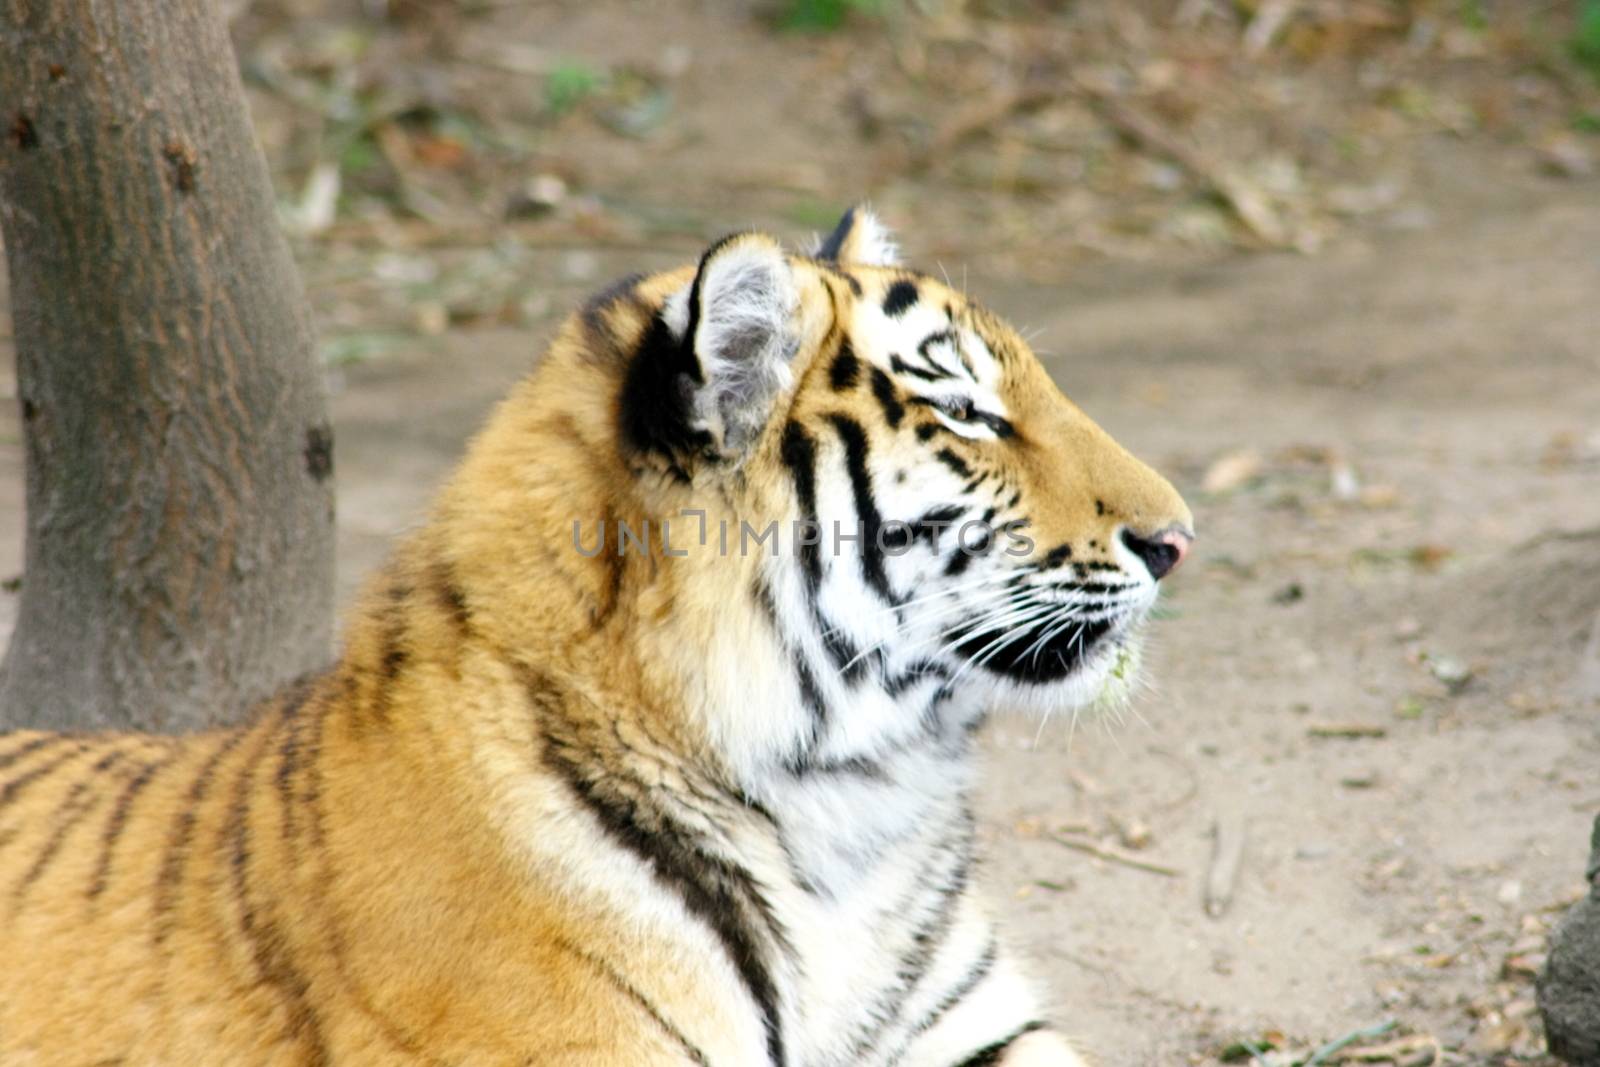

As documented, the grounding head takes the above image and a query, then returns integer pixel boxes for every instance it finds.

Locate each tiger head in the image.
[443,208,1192,773]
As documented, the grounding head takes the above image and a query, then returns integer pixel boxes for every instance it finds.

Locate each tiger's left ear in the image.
[813,205,900,267]
[680,232,802,457]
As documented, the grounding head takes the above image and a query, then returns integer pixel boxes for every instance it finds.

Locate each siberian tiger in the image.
[0,209,1192,1066]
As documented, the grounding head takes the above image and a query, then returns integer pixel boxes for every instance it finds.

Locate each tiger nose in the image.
[1120,526,1193,581]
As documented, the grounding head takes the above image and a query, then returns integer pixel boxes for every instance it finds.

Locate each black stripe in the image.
[361,590,410,730]
[817,609,868,686]
[0,743,89,813]
[1071,581,1135,596]
[788,753,891,781]
[379,599,410,676]
[891,354,951,383]
[779,421,822,591]
[883,279,919,317]
[429,557,473,635]
[904,938,999,1045]
[896,833,975,994]
[0,734,65,773]
[619,309,713,463]
[751,577,829,760]
[913,505,966,549]
[540,719,788,1067]
[952,1022,1048,1067]
[884,660,951,698]
[276,679,320,844]
[555,936,713,1067]
[88,749,178,900]
[816,206,858,262]
[153,729,249,943]
[580,271,646,347]
[792,649,830,736]
[934,448,972,479]
[845,816,975,1062]
[290,673,428,1064]
[295,673,428,1062]
[683,233,746,372]
[229,713,331,1067]
[829,343,862,391]
[920,318,976,379]
[826,414,895,603]
[903,861,974,973]
[916,330,963,379]
[869,366,905,429]
[12,749,124,903]
[944,526,992,578]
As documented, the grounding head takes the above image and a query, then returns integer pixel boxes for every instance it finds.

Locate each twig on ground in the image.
[1331,1033,1441,1064]
[1049,833,1182,878]
[1516,525,1600,550]
[1204,812,1247,918]
[1304,1020,1399,1065]
[1307,722,1388,739]
[1077,81,1290,247]
[1239,1036,1274,1067]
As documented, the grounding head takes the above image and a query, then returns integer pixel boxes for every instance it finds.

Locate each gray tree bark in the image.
[0,0,336,731]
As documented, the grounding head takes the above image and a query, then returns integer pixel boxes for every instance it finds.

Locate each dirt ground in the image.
[3,2,1600,1063]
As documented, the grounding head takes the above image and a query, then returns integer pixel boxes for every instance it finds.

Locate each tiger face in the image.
[603,208,1191,756]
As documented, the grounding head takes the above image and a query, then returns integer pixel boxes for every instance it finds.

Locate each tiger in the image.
[0,207,1192,1066]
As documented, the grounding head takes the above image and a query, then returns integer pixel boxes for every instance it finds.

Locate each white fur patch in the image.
[691,237,800,454]
[843,207,901,267]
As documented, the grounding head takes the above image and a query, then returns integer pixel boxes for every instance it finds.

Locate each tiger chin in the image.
[0,208,1191,1066]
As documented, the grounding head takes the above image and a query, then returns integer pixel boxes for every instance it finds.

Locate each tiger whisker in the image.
[928,598,1058,664]
[949,602,1089,690]
[830,575,1021,674]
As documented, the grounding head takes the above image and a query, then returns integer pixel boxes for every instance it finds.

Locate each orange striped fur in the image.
[0,211,1189,1066]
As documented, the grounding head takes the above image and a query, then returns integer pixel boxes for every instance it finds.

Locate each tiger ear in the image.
[675,232,802,457]
[814,205,900,267]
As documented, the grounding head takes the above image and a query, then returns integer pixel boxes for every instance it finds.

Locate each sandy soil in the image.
[2,8,1599,1062]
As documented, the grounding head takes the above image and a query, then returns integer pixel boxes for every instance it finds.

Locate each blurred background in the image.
[3,0,1600,1062]
[230,0,1598,335]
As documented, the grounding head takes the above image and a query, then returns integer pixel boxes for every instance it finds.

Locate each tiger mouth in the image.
[951,616,1117,685]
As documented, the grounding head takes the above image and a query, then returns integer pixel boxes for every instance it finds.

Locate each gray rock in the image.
[1539,815,1600,1065]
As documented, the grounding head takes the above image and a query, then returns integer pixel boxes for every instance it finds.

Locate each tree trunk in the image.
[0,0,335,732]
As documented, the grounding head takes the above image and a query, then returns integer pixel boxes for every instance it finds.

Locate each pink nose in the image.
[1121,526,1193,581]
